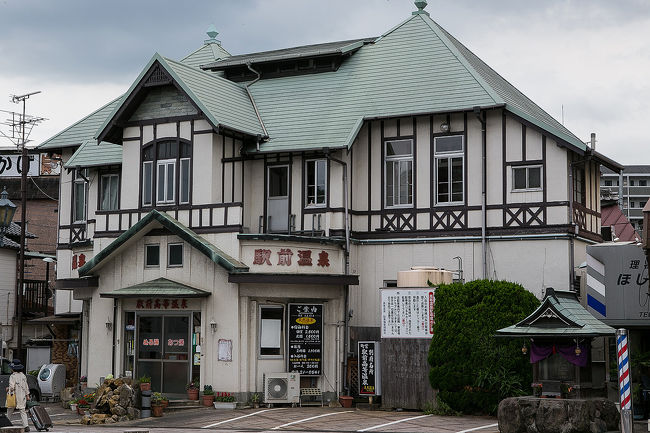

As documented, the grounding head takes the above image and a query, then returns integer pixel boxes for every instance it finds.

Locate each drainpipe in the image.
[474,107,487,279]
[112,299,117,377]
[244,63,268,151]
[568,160,575,289]
[325,151,351,396]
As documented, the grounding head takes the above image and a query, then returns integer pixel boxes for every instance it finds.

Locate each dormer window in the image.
[142,139,192,207]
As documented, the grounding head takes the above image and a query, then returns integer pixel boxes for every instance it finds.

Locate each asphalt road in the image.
[8,403,499,433]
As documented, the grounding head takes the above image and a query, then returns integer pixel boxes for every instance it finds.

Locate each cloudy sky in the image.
[0,0,648,164]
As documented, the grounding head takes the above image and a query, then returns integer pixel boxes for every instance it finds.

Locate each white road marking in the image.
[271,411,352,430]
[456,423,499,433]
[357,414,432,432]
[202,408,285,428]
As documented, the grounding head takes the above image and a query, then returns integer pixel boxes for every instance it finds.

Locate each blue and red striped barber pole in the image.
[617,329,631,409]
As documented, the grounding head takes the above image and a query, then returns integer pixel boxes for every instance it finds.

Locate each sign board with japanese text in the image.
[358,341,381,395]
[288,303,323,376]
[0,154,39,177]
[380,289,435,339]
[241,242,343,274]
[586,243,650,325]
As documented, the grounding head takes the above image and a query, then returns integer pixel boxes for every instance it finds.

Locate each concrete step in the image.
[167,399,200,407]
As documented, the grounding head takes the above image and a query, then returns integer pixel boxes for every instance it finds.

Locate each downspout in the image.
[325,152,351,396]
[112,299,117,377]
[474,107,487,279]
[568,159,575,289]
[244,63,268,152]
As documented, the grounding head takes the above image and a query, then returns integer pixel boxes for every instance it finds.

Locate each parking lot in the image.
[10,404,499,433]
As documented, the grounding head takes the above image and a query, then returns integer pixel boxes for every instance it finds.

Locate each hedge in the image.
[428,279,539,414]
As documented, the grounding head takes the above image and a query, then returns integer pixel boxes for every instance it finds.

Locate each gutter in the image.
[244,63,269,151]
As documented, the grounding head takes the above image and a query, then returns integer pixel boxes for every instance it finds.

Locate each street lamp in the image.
[0,187,17,242]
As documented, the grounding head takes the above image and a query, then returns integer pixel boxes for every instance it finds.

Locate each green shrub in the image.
[428,280,539,415]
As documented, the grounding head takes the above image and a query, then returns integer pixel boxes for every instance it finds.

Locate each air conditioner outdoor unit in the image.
[264,372,300,404]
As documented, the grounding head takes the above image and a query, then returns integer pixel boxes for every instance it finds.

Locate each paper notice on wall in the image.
[218,339,232,362]
[380,289,435,338]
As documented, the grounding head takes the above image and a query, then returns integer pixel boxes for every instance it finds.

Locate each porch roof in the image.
[496,288,615,338]
[99,277,210,298]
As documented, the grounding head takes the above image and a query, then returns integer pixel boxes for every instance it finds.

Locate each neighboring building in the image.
[601,165,650,233]
[600,199,639,242]
[38,3,621,403]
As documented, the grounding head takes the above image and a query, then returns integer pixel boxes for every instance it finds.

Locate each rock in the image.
[111,405,127,416]
[81,415,92,425]
[90,413,110,424]
[589,419,606,433]
[119,415,129,422]
[104,417,115,424]
[118,384,134,408]
[497,398,524,433]
[127,407,141,420]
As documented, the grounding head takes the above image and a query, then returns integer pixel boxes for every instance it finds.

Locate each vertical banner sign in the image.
[616,329,632,410]
[288,304,323,376]
[380,289,435,338]
[358,341,381,396]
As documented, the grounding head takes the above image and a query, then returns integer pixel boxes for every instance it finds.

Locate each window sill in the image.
[512,189,543,193]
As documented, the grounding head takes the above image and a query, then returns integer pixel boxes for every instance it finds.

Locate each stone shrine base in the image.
[498,397,619,433]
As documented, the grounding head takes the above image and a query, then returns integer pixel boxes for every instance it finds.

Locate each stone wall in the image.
[498,397,619,433]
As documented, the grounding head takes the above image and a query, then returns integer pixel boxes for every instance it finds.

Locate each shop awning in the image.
[496,288,615,338]
[55,277,99,289]
[228,272,359,285]
[29,314,81,324]
[99,277,211,298]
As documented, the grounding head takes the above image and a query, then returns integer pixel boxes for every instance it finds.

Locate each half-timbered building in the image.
[38,2,621,400]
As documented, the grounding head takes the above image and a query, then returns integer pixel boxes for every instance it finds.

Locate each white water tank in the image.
[38,364,66,398]
[397,267,453,287]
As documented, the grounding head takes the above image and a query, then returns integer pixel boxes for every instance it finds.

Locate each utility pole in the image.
[1,91,44,359]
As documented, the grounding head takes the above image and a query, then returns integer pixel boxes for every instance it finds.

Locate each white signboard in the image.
[380,289,435,339]
[0,154,39,177]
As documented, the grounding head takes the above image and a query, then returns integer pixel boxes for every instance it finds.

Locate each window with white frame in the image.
[305,159,327,207]
[512,165,542,191]
[142,140,191,207]
[259,305,284,357]
[73,169,88,222]
[100,173,119,210]
[434,135,464,204]
[385,139,413,207]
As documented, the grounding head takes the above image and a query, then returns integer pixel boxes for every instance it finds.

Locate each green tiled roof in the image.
[181,42,231,68]
[37,96,124,150]
[496,289,615,338]
[97,54,264,141]
[99,277,210,298]
[64,139,122,168]
[78,209,248,277]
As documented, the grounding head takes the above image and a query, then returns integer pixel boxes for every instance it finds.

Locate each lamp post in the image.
[0,186,17,358]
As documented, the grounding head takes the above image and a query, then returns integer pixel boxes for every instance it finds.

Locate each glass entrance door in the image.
[136,314,190,394]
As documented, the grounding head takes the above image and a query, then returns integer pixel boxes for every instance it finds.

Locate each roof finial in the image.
[205,24,221,45]
[413,0,429,16]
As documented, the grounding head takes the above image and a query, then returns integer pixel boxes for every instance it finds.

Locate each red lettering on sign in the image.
[253,249,272,265]
[78,253,86,267]
[297,250,312,266]
[71,255,77,270]
[277,248,293,266]
[317,251,330,267]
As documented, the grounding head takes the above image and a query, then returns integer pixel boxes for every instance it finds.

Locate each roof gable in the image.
[64,139,122,169]
[78,209,248,277]
[97,54,263,144]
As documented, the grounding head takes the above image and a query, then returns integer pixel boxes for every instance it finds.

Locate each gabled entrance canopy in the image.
[496,288,615,338]
[99,277,210,299]
[78,209,248,277]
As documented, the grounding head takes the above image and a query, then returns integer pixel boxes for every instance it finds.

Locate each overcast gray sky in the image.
[1,0,648,164]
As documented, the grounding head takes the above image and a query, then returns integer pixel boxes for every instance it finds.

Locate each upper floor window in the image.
[305,159,327,207]
[142,140,191,207]
[639,180,647,186]
[145,244,160,267]
[573,165,585,204]
[434,135,464,204]
[604,180,612,187]
[100,173,120,210]
[385,139,413,207]
[73,169,88,222]
[167,243,183,267]
[512,165,542,191]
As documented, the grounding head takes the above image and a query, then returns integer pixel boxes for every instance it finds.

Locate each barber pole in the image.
[616,329,633,433]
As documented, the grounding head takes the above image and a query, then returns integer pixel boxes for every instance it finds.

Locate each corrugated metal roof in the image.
[602,165,650,175]
[64,139,122,169]
[99,277,211,298]
[203,38,375,69]
[496,289,615,337]
[181,42,231,68]
[37,96,124,150]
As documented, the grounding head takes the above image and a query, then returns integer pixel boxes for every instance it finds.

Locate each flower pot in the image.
[339,396,354,408]
[187,388,199,400]
[213,401,236,409]
[202,395,215,407]
[161,399,169,409]
[152,404,164,417]
[70,403,77,412]
[140,382,151,392]
[253,402,260,409]
[77,406,88,416]
[80,381,87,389]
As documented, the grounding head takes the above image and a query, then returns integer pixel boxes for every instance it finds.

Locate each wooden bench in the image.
[300,387,323,407]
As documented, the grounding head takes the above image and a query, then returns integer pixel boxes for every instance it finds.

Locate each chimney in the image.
[590,132,596,151]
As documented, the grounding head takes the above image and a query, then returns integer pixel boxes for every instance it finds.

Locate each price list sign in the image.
[381,289,435,338]
[358,341,381,395]
[288,303,323,376]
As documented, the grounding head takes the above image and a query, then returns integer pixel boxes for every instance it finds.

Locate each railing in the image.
[22,279,51,316]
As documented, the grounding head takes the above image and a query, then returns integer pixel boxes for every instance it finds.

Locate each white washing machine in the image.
[38,364,66,400]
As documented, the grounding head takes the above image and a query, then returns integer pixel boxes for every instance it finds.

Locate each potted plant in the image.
[151,393,164,417]
[76,398,90,416]
[79,375,88,389]
[69,398,78,412]
[139,375,151,392]
[202,385,215,407]
[250,392,260,409]
[531,382,543,397]
[213,392,237,409]
[560,383,574,399]
[186,380,200,400]
[159,394,169,409]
